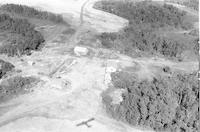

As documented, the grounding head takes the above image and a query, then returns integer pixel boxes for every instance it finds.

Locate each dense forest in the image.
[102,71,199,132]
[0,14,45,56]
[0,4,65,24]
[0,59,15,79]
[97,25,184,58]
[95,1,196,59]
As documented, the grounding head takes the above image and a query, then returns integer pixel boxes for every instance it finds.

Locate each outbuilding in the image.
[74,46,89,56]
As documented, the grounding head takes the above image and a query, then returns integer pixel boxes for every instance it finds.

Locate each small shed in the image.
[74,46,88,56]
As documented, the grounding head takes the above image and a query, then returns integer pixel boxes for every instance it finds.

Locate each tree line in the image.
[0,4,65,24]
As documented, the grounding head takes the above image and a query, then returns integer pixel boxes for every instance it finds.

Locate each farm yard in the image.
[0,0,199,132]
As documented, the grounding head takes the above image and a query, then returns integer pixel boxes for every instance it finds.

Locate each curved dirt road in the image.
[0,0,129,33]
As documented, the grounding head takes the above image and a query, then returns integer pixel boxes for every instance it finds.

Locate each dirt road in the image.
[0,0,128,33]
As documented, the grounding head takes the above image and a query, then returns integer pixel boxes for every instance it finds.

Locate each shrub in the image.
[0,59,14,78]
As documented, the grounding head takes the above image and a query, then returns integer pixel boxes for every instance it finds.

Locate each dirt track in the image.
[0,0,128,33]
[0,0,198,132]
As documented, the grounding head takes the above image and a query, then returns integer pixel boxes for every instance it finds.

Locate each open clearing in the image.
[0,0,198,132]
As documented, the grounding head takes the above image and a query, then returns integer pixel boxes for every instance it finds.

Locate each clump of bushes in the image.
[102,71,199,132]
[0,76,38,102]
[0,14,45,56]
[0,4,65,24]
[0,59,15,79]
